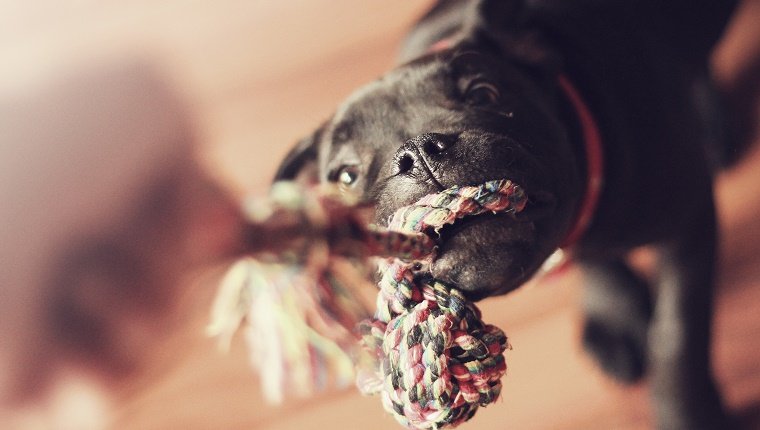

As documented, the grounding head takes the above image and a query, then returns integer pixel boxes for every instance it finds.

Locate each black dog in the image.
[274,1,740,428]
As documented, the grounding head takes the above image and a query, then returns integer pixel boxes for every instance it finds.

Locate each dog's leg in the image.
[649,193,733,429]
[579,259,652,383]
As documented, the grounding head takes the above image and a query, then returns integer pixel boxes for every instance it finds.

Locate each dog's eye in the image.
[335,165,359,188]
[465,81,500,105]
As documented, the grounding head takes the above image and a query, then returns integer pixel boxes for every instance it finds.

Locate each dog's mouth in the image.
[428,188,556,299]
[514,189,557,222]
[433,187,556,243]
[436,212,527,244]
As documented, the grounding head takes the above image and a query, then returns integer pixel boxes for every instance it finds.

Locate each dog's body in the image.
[275,1,740,427]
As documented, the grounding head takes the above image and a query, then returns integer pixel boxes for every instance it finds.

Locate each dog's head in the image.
[275,39,585,299]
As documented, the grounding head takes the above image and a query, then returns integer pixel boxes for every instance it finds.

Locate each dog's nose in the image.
[394,133,456,174]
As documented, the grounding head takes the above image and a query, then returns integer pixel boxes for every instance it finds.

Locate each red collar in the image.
[556,75,604,248]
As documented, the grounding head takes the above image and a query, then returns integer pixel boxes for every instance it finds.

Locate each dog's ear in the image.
[273,125,324,183]
[457,0,560,73]
[467,0,526,31]
[400,0,527,64]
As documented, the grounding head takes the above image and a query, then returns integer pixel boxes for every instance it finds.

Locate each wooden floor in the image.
[4,1,760,429]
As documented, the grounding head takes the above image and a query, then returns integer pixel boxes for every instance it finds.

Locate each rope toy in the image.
[209,179,527,428]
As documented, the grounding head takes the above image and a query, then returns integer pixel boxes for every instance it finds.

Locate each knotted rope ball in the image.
[210,179,527,429]
[357,179,525,429]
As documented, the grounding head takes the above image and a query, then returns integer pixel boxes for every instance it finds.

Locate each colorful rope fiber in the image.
[209,179,527,429]
[357,179,525,429]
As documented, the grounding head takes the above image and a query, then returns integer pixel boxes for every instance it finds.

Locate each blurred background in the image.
[1,0,760,429]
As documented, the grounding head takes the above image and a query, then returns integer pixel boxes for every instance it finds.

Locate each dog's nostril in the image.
[423,139,448,155]
[397,152,415,173]
[417,133,455,155]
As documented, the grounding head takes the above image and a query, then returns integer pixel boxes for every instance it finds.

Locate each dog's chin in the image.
[430,213,539,300]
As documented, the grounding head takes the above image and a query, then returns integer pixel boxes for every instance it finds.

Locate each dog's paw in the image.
[582,317,647,383]
[579,260,652,383]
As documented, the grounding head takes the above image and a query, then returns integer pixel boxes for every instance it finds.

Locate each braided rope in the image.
[358,179,526,429]
[210,179,527,429]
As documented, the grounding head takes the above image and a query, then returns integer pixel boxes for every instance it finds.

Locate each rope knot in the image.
[358,179,525,429]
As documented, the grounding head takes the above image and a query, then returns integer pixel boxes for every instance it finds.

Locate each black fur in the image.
[275,1,739,427]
